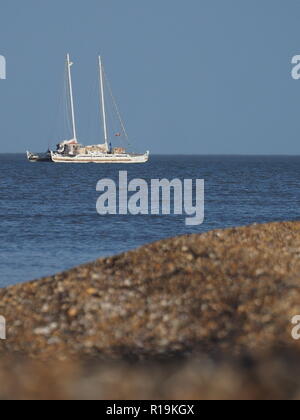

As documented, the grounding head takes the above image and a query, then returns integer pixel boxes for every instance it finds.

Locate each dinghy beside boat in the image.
[26,150,52,162]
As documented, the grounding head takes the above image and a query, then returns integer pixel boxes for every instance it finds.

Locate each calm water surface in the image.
[1,154,300,287]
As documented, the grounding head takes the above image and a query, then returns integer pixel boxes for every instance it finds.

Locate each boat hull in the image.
[50,152,149,164]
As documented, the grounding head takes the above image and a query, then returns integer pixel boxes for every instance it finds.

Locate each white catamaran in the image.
[50,55,149,164]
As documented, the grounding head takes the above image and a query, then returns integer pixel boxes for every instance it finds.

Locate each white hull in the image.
[51,151,149,164]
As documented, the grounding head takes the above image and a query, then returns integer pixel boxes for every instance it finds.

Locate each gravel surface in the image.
[1,221,300,399]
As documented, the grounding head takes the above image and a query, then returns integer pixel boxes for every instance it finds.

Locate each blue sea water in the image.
[1,154,300,287]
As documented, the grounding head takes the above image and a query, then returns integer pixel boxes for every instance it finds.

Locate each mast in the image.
[67,53,77,141]
[98,55,109,150]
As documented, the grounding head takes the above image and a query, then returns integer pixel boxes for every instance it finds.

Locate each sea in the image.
[1,154,300,287]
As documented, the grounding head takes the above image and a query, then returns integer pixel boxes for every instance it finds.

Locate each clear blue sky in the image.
[0,0,300,154]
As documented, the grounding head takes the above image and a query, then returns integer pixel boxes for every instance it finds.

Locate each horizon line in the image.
[2,153,300,157]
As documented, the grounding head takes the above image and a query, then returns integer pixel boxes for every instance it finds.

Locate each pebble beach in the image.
[1,221,300,399]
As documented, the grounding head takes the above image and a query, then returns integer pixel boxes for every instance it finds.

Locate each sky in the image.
[0,0,300,154]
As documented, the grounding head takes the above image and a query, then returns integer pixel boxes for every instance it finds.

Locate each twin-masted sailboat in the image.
[27,54,149,164]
